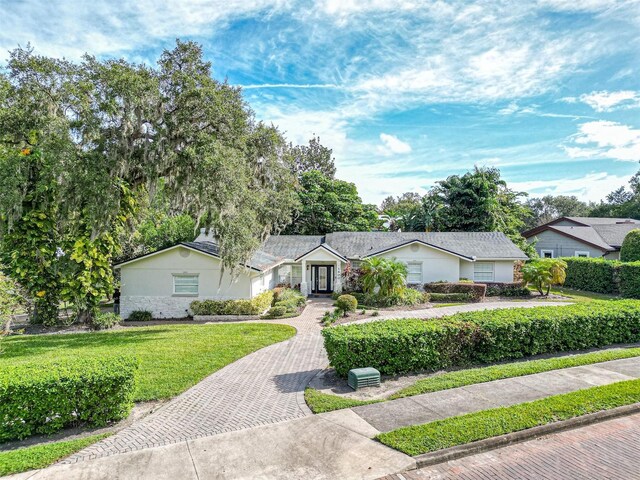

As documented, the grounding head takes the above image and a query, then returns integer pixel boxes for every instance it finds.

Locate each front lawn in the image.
[0,434,110,476]
[0,323,295,402]
[547,286,620,302]
[377,379,640,456]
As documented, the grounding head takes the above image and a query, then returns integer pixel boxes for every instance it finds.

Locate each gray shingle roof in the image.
[547,226,615,251]
[182,241,283,271]
[565,217,640,226]
[261,231,528,261]
[592,224,640,248]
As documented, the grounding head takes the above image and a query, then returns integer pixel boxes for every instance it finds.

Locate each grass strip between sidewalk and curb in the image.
[0,433,111,476]
[304,346,640,413]
[390,346,640,399]
[376,379,640,456]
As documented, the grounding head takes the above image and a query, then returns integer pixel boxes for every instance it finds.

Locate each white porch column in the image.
[300,259,308,297]
[334,261,343,293]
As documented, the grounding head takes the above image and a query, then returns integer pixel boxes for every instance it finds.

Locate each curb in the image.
[412,402,640,469]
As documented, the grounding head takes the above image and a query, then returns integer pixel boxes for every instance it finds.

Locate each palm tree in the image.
[360,257,408,296]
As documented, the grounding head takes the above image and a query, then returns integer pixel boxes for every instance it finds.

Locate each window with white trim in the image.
[473,262,495,282]
[575,251,590,258]
[406,262,423,284]
[540,249,554,259]
[173,274,199,295]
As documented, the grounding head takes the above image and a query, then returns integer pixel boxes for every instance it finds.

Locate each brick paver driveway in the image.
[64,299,333,462]
[65,299,571,463]
[381,412,640,480]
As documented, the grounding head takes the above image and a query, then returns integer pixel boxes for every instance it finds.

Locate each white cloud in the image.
[564,121,640,161]
[577,90,640,112]
[512,172,634,202]
[377,133,412,155]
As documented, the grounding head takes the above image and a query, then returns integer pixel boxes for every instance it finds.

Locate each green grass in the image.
[305,346,640,413]
[0,323,295,402]
[377,378,640,456]
[391,346,640,399]
[431,302,466,308]
[0,434,110,476]
[546,287,619,302]
[304,388,380,413]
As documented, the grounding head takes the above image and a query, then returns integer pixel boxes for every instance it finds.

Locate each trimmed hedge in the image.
[347,289,429,308]
[485,282,531,297]
[429,293,473,302]
[563,257,621,294]
[619,263,640,299]
[621,229,640,262]
[322,301,640,377]
[0,356,138,442]
[423,282,486,301]
[190,290,274,316]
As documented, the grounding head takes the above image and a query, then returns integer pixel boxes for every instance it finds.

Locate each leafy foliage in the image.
[0,41,298,323]
[360,257,408,296]
[127,310,153,322]
[322,301,640,376]
[424,282,487,301]
[287,136,336,179]
[190,290,274,316]
[522,258,567,295]
[89,312,121,330]
[524,195,593,230]
[621,228,640,262]
[335,294,358,316]
[0,356,138,442]
[282,170,379,234]
[484,282,531,297]
[619,263,640,299]
[347,288,428,308]
[563,257,621,294]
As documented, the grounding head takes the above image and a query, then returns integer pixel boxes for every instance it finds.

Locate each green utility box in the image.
[348,367,381,390]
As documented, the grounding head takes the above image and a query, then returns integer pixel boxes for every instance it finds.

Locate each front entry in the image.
[311,265,334,294]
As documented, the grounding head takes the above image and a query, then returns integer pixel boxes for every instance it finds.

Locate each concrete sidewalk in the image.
[346,356,640,432]
[8,411,414,480]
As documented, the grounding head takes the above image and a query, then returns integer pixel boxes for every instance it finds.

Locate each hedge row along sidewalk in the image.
[322,300,640,377]
[376,378,640,456]
[304,346,640,413]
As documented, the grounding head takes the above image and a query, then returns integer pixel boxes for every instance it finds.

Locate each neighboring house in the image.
[523,217,640,260]
[115,230,528,319]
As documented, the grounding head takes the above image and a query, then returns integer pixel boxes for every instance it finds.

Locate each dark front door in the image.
[312,265,334,294]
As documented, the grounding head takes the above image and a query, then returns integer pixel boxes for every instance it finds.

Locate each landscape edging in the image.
[411,402,640,469]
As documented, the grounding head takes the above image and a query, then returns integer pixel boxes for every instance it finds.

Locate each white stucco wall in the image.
[459,260,516,283]
[376,243,462,283]
[118,246,259,319]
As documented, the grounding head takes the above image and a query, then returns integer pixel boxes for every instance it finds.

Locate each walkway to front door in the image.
[311,265,334,294]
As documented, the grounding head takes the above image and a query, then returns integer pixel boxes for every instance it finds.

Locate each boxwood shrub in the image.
[429,292,474,302]
[485,282,531,297]
[0,356,138,442]
[619,263,640,299]
[347,288,429,308]
[563,257,621,294]
[190,290,274,316]
[423,282,486,301]
[322,301,640,377]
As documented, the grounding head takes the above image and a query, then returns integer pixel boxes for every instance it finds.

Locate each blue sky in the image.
[2,0,639,205]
